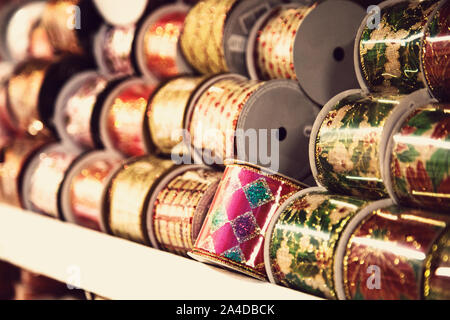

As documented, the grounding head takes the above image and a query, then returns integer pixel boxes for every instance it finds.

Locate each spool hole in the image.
[277,127,287,142]
[333,47,345,62]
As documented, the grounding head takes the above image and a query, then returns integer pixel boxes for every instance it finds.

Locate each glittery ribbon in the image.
[104,156,176,245]
[424,230,450,300]
[152,168,222,257]
[389,104,450,212]
[343,205,449,300]
[190,161,303,280]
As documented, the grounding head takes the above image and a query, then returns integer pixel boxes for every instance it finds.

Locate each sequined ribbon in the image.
[147,76,205,155]
[424,230,450,300]
[344,205,449,300]
[253,4,316,80]
[105,80,156,157]
[63,74,108,149]
[104,156,176,244]
[141,9,187,79]
[97,25,135,76]
[187,76,264,163]
[180,0,238,74]
[29,148,78,218]
[389,104,450,212]
[190,160,303,280]
[68,155,123,231]
[313,91,402,199]
[358,0,439,95]
[153,168,222,256]
[422,0,450,102]
[267,189,370,299]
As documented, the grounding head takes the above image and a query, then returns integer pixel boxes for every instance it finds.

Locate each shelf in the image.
[0,204,320,300]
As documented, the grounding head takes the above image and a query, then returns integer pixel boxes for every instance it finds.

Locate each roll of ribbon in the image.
[21,144,81,219]
[384,103,450,212]
[54,71,108,150]
[356,0,440,95]
[134,3,191,80]
[340,204,449,300]
[310,89,436,199]
[0,138,50,207]
[247,0,365,105]
[60,150,124,231]
[42,0,103,55]
[424,230,450,300]
[99,77,157,157]
[181,0,289,76]
[94,24,135,76]
[189,160,305,280]
[0,63,17,135]
[146,165,222,257]
[422,0,450,102]
[0,0,53,61]
[146,76,206,155]
[103,155,177,245]
[7,56,95,136]
[264,187,392,299]
[185,74,319,182]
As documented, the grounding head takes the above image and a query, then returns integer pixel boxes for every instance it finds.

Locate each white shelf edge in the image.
[0,204,321,300]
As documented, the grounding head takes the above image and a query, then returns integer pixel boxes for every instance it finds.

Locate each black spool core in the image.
[333,47,345,62]
[277,127,287,142]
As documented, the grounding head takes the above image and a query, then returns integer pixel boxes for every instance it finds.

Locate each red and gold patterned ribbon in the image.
[252,4,316,80]
[424,230,450,300]
[152,167,222,256]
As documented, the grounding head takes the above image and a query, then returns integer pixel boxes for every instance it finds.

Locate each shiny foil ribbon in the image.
[95,24,135,76]
[63,152,123,231]
[103,155,176,244]
[138,6,188,79]
[102,78,156,157]
[388,104,450,212]
[422,0,450,102]
[58,72,108,149]
[151,167,222,256]
[6,59,51,136]
[189,160,304,280]
[0,138,49,207]
[187,75,264,163]
[27,146,78,218]
[424,230,450,300]
[253,5,315,80]
[180,0,238,74]
[357,0,439,95]
[147,76,205,154]
[343,205,449,300]
[311,90,402,199]
[265,188,373,299]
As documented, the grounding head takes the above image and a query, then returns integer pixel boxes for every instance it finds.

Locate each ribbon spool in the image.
[54,71,108,150]
[60,150,124,231]
[180,0,290,76]
[247,0,365,106]
[146,165,222,257]
[383,101,450,213]
[42,0,104,55]
[355,0,442,96]
[146,75,206,155]
[99,77,157,157]
[94,24,136,77]
[0,138,50,207]
[309,88,435,200]
[424,230,450,300]
[133,3,192,80]
[422,0,450,102]
[264,187,393,299]
[21,143,81,219]
[0,0,53,61]
[184,73,320,182]
[189,160,305,280]
[0,62,17,135]
[6,56,95,137]
[336,203,450,300]
[102,155,178,245]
